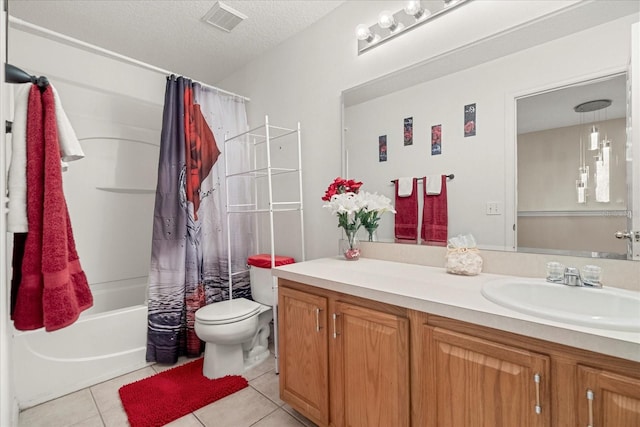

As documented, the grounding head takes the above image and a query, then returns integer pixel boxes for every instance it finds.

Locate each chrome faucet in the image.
[548,266,603,288]
[547,265,602,288]
[563,267,582,286]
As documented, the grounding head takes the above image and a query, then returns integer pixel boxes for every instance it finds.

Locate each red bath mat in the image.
[119,358,248,427]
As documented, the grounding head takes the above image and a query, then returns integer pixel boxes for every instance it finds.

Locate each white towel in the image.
[397,177,413,197]
[7,84,83,233]
[52,85,84,161]
[426,175,442,195]
[7,85,31,232]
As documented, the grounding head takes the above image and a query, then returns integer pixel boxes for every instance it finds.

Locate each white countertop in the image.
[273,257,640,363]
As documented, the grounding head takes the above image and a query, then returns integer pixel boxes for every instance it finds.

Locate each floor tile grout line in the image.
[87,388,107,427]
[248,382,285,408]
[248,406,280,426]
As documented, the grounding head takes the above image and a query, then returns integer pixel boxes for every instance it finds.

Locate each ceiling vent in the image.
[202,1,247,33]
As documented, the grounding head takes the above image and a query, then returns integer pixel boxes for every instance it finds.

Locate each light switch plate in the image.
[486,202,502,215]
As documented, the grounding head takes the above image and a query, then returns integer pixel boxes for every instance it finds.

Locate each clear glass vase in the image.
[365,226,378,242]
[341,230,361,261]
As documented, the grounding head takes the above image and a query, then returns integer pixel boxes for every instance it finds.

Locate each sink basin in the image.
[481,278,640,332]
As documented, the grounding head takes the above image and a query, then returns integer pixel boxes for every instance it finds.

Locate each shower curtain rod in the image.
[8,16,250,102]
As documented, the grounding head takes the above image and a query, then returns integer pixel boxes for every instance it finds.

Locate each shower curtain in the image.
[146,76,254,364]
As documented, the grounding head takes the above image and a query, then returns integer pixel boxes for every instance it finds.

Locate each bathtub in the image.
[12,278,150,408]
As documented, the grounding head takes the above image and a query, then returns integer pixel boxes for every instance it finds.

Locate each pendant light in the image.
[573,99,613,204]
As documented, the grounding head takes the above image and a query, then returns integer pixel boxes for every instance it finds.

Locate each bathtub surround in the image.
[146,76,253,364]
[119,357,248,427]
[12,84,92,332]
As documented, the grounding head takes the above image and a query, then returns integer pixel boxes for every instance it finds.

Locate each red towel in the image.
[12,85,92,332]
[12,86,45,330]
[394,178,418,242]
[421,175,448,246]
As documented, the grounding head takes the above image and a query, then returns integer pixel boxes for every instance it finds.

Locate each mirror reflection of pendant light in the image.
[573,99,613,204]
[589,125,599,150]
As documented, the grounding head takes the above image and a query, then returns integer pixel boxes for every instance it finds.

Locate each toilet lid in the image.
[195,298,262,325]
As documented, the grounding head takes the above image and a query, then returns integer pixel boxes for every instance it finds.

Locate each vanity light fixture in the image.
[355,0,470,55]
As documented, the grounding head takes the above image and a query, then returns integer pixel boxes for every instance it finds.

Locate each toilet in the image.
[194,254,294,379]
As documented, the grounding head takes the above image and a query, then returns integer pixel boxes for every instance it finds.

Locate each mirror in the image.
[342,11,638,261]
[516,74,629,259]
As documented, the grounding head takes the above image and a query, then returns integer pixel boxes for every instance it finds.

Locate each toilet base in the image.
[243,344,270,371]
[202,342,244,379]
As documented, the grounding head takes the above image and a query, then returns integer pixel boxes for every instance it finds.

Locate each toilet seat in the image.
[196,298,261,325]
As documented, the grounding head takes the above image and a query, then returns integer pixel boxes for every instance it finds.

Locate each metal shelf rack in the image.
[224,115,305,373]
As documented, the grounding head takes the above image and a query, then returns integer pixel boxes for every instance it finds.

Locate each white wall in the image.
[219,0,638,259]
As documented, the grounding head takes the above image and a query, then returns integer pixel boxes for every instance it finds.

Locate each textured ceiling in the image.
[7,0,346,84]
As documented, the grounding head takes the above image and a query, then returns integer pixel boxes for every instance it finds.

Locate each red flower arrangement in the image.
[321,177,363,201]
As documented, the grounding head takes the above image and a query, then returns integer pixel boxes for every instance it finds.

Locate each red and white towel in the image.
[421,175,448,246]
[12,85,92,332]
[394,178,419,242]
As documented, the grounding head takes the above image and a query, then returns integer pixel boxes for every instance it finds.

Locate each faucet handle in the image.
[546,262,565,282]
[581,265,603,288]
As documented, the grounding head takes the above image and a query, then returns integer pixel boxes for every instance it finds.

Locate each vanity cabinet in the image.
[423,326,551,427]
[278,286,329,425]
[278,280,410,427]
[278,278,640,427]
[577,365,640,426]
[419,315,640,427]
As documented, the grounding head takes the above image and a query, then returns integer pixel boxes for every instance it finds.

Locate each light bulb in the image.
[378,10,397,31]
[355,24,373,42]
[404,1,423,18]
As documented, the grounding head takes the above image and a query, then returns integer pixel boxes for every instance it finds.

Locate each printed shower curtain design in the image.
[146,76,253,364]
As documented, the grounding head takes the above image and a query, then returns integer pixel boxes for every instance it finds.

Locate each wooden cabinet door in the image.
[425,326,550,427]
[332,301,410,427]
[278,286,329,426]
[578,365,640,426]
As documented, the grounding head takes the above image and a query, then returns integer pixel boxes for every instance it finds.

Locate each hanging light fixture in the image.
[576,108,589,204]
[573,99,613,204]
[589,125,599,150]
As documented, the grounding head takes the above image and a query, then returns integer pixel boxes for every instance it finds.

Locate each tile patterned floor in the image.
[18,350,317,427]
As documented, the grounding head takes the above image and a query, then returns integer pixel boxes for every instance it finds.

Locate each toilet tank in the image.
[247,254,295,305]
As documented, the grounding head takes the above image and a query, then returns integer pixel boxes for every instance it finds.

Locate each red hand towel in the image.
[421,175,448,246]
[394,178,418,242]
